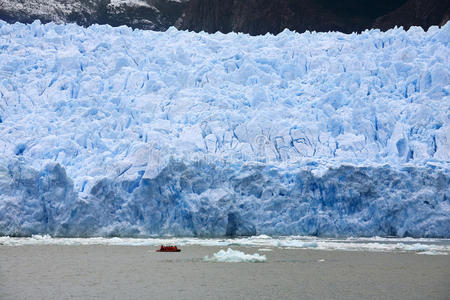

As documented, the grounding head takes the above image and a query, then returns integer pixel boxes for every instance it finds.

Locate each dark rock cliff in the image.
[373,0,450,31]
[178,0,410,34]
[0,0,448,34]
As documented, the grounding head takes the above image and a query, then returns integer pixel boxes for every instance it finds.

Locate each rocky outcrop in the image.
[0,0,187,31]
[104,0,187,30]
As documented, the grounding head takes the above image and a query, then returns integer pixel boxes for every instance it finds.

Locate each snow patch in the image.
[108,0,154,9]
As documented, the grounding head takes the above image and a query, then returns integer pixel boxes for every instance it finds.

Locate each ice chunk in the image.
[204,248,267,263]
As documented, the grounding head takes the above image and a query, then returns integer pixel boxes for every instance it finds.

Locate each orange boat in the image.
[157,245,181,252]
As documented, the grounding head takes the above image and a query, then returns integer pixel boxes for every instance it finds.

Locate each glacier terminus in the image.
[0,20,449,238]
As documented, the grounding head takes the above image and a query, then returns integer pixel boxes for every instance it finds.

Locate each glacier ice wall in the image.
[0,21,449,237]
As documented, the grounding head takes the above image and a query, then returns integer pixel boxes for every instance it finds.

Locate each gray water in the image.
[1,245,449,299]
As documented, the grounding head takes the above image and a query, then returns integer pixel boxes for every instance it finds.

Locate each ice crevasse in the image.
[0,20,449,237]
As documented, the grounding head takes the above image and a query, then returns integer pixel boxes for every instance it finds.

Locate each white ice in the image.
[204,248,267,262]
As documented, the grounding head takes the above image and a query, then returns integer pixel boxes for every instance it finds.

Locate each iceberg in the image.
[0,20,449,237]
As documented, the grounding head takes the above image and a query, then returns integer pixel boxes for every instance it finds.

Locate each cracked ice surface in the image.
[0,21,449,237]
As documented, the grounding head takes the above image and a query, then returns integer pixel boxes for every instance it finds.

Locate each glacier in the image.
[0,20,449,237]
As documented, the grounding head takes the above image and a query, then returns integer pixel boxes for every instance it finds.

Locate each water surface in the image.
[1,244,449,299]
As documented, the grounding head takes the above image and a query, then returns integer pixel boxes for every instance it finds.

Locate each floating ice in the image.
[417,251,447,256]
[0,20,449,238]
[276,240,318,248]
[1,236,448,255]
[204,248,267,263]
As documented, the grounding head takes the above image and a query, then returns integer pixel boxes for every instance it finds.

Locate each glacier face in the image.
[0,21,449,237]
